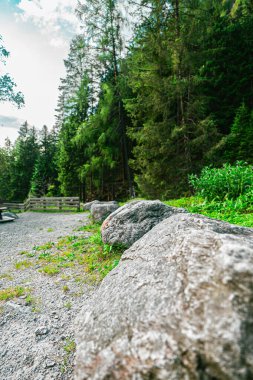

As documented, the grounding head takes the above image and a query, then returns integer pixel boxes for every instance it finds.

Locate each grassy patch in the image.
[33,242,54,251]
[28,223,125,281]
[39,265,60,276]
[19,251,35,258]
[15,260,33,270]
[165,197,253,227]
[0,286,26,301]
[0,272,13,280]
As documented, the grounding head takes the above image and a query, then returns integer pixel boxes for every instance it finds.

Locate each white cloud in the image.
[0,0,80,146]
[16,0,80,47]
[0,115,24,129]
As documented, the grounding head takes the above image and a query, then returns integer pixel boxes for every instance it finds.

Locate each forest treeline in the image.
[0,0,253,202]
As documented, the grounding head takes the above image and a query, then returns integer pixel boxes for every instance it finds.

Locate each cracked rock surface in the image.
[0,212,95,380]
[76,213,253,380]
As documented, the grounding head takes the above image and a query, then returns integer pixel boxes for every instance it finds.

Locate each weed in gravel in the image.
[60,337,76,374]
[0,286,27,301]
[47,228,54,232]
[20,250,35,258]
[33,242,54,251]
[61,274,71,281]
[39,265,60,276]
[78,273,99,286]
[64,301,72,310]
[62,285,70,293]
[25,294,41,312]
[72,290,84,297]
[0,272,13,280]
[15,260,33,270]
[64,337,76,353]
[60,357,69,374]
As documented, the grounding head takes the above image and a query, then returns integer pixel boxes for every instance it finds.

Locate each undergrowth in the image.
[165,196,253,227]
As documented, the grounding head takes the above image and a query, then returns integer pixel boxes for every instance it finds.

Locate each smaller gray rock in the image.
[91,202,119,223]
[35,327,49,336]
[101,200,186,247]
[82,200,100,211]
[44,359,56,368]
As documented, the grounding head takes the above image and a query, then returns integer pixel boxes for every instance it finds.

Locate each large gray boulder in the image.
[101,200,186,247]
[75,213,253,380]
[90,201,119,223]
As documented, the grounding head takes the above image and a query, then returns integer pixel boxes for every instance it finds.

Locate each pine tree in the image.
[30,126,59,197]
[0,139,12,201]
[10,122,39,201]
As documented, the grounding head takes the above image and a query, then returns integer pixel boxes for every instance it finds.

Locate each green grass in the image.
[29,223,125,281]
[0,286,26,301]
[0,272,13,280]
[39,265,60,276]
[33,242,54,251]
[165,196,253,227]
[15,260,33,270]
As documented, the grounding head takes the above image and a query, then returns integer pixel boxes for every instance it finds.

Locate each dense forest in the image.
[0,0,253,202]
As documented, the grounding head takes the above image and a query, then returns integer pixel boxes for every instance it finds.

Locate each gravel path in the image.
[0,212,95,380]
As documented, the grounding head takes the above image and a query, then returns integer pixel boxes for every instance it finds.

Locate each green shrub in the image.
[189,162,253,201]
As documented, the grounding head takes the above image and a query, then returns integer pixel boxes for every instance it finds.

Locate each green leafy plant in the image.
[63,337,76,353]
[189,162,253,201]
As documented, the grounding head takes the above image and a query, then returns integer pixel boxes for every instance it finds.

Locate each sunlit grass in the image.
[0,286,27,301]
[29,223,125,281]
[15,260,33,270]
[165,196,253,227]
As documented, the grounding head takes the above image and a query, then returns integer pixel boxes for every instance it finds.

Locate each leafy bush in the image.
[189,162,253,201]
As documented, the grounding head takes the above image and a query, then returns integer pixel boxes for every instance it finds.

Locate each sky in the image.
[0,0,80,146]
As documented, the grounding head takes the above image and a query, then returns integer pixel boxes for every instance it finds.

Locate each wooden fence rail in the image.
[24,197,80,211]
[2,202,25,211]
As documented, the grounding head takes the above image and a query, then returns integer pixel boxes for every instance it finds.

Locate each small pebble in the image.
[44,359,56,368]
[35,327,49,336]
